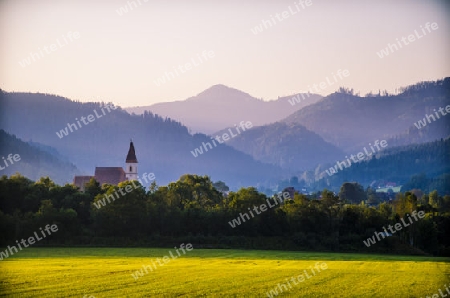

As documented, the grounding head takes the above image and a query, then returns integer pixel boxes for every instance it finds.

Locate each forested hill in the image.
[0,91,282,188]
[387,113,450,147]
[283,78,450,152]
[214,122,345,171]
[316,138,450,193]
[0,130,80,184]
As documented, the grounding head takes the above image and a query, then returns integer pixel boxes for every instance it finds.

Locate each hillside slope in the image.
[315,138,450,192]
[215,122,345,171]
[283,78,450,152]
[0,129,80,184]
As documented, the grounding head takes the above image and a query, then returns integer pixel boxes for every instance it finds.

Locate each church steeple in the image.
[126,140,138,163]
[125,140,138,180]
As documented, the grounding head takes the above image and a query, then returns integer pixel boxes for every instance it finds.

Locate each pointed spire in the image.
[126,140,138,163]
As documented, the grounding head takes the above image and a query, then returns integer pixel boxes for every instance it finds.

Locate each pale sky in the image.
[1,0,449,107]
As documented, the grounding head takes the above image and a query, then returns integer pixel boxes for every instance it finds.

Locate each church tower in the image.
[125,140,138,181]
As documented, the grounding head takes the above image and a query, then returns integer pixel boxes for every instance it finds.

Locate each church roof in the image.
[126,141,138,163]
[94,167,126,185]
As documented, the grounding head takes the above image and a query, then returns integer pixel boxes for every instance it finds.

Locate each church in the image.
[73,140,138,190]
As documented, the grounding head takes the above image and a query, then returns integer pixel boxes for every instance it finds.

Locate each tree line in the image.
[0,174,449,256]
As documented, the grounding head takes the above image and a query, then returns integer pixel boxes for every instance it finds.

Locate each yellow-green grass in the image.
[0,248,449,297]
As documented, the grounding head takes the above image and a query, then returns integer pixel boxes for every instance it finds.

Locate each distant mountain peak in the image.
[209,84,232,90]
[190,84,253,102]
[125,84,322,134]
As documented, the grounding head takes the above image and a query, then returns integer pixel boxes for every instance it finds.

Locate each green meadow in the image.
[0,248,449,297]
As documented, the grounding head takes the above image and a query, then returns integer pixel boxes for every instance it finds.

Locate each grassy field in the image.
[0,247,449,297]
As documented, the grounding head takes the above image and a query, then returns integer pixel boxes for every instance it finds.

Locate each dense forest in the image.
[1,174,449,256]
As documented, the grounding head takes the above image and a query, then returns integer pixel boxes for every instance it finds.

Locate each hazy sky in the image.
[1,0,449,107]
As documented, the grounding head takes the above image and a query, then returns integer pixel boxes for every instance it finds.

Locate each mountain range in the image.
[282,79,450,151]
[0,78,449,191]
[0,91,281,188]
